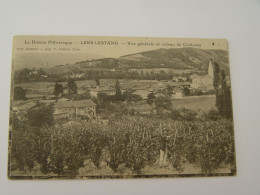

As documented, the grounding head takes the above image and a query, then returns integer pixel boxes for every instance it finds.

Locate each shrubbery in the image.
[11,115,235,176]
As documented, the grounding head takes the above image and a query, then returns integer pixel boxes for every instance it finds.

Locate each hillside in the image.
[118,47,229,71]
[14,53,105,70]
[45,47,230,75]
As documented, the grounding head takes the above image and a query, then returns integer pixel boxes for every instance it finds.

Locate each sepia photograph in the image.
[8,36,236,179]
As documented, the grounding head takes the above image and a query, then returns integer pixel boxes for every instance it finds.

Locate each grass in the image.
[129,95,216,114]
[172,95,216,113]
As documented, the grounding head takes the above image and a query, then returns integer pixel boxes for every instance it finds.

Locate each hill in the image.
[14,53,105,70]
[42,47,230,75]
[118,47,229,72]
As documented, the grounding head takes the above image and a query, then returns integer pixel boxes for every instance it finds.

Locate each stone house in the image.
[53,99,96,120]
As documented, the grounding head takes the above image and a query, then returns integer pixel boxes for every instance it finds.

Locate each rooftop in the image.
[54,99,96,108]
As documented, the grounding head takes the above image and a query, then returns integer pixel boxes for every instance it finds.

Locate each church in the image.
[190,60,214,91]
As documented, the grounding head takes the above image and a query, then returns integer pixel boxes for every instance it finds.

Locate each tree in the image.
[96,92,112,111]
[154,96,172,114]
[114,79,122,102]
[213,64,233,119]
[140,71,144,79]
[164,85,173,97]
[53,82,63,97]
[123,91,142,104]
[27,104,54,127]
[147,92,156,105]
[183,87,190,96]
[213,62,220,90]
[219,70,233,118]
[14,86,27,100]
[15,68,30,83]
[95,78,100,87]
[67,79,78,94]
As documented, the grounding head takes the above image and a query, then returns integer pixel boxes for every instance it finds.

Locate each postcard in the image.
[8,36,236,179]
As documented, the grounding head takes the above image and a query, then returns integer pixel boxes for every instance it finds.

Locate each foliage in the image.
[47,124,86,175]
[53,82,63,97]
[95,92,112,112]
[11,115,35,171]
[27,103,54,127]
[114,79,123,102]
[213,62,221,90]
[14,68,47,83]
[154,96,172,114]
[183,87,190,96]
[67,79,78,94]
[170,108,197,121]
[11,115,235,176]
[147,92,156,105]
[204,109,220,121]
[213,64,233,119]
[14,86,27,100]
[95,78,100,87]
[122,91,142,104]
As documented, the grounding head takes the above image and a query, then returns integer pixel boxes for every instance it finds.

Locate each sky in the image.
[13,36,229,59]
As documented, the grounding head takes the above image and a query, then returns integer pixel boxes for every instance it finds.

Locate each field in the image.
[10,116,235,178]
[130,95,216,114]
[129,68,194,74]
[16,79,216,114]
[173,95,216,113]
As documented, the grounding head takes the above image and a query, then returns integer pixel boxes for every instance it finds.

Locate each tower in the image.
[208,59,214,77]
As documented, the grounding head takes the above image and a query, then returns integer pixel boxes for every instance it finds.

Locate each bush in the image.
[11,115,235,175]
[205,109,219,121]
[14,87,27,100]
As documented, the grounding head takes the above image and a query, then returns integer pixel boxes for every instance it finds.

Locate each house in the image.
[89,87,116,98]
[190,60,214,90]
[63,73,85,79]
[171,88,183,99]
[12,100,37,120]
[70,73,85,79]
[58,97,69,102]
[154,92,165,98]
[172,76,187,82]
[29,70,39,76]
[39,99,56,105]
[172,77,179,82]
[53,99,96,120]
[132,89,150,99]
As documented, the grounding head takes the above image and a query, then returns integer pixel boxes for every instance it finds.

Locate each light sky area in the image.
[14,36,228,58]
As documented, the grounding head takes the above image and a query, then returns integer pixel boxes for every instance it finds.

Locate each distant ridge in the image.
[14,47,230,74]
[14,53,105,70]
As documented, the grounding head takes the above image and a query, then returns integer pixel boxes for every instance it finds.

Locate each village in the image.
[12,60,228,121]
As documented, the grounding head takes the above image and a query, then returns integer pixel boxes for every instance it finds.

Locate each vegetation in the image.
[67,79,78,94]
[147,92,156,105]
[154,96,172,114]
[27,103,54,127]
[53,82,63,97]
[11,53,234,177]
[213,63,233,119]
[11,114,235,176]
[14,86,27,100]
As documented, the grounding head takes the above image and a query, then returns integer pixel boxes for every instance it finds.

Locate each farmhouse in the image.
[12,100,37,120]
[190,60,214,90]
[154,92,164,98]
[53,99,96,120]
[132,89,150,99]
[89,87,116,98]
[171,88,183,99]
[172,76,188,82]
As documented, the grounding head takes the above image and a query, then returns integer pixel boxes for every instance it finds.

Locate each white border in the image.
[1,0,260,194]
